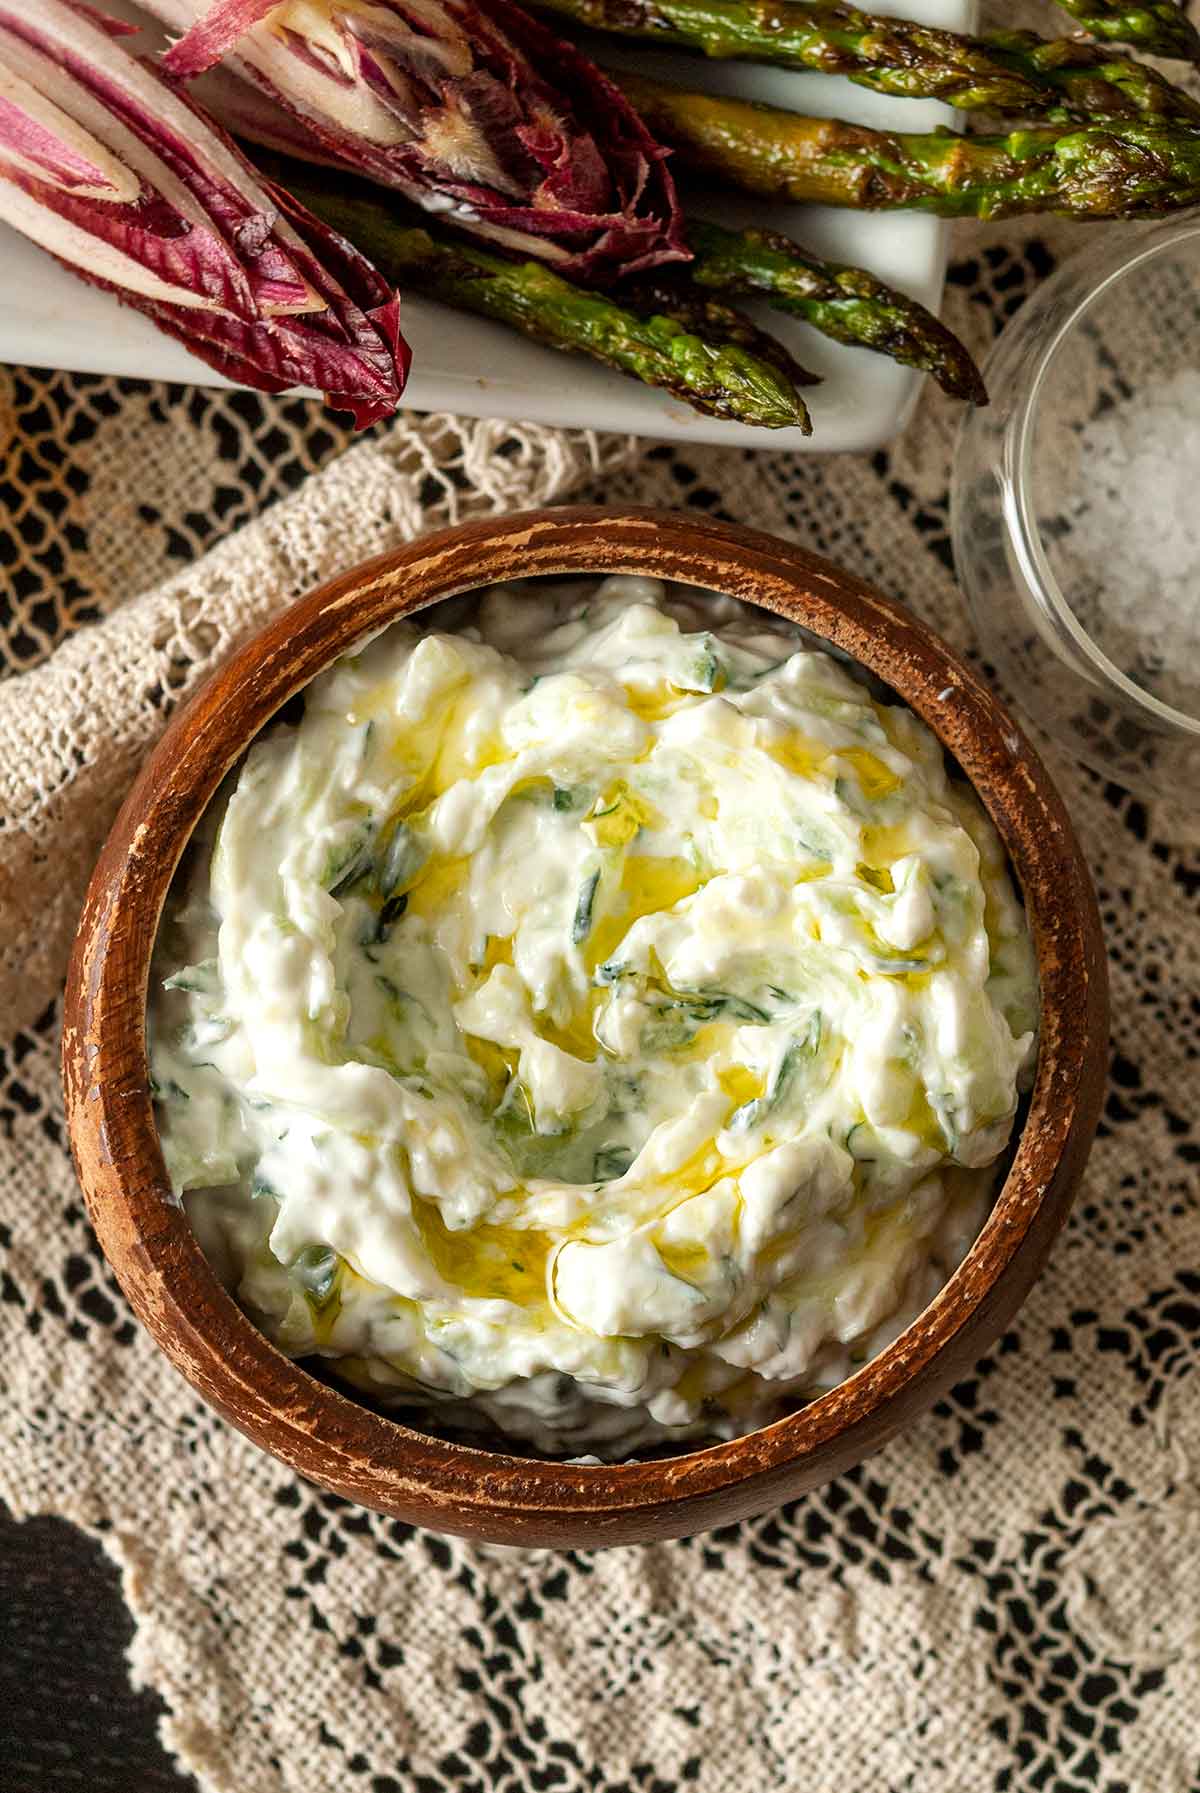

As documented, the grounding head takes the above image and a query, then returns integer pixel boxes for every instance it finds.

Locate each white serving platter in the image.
[0,0,977,451]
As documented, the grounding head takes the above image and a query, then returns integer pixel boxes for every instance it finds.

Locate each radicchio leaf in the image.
[160,0,281,79]
[142,0,689,283]
[0,0,409,423]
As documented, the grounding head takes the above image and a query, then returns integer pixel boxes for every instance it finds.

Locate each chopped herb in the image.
[796,832,833,862]
[378,892,408,930]
[149,1075,190,1103]
[572,869,600,945]
[652,990,771,1026]
[596,959,631,985]
[553,785,584,813]
[846,1121,875,1161]
[360,891,409,954]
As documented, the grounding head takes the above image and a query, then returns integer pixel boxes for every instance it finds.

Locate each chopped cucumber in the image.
[325,822,375,896]
[376,822,428,900]
[163,959,219,997]
[729,1015,821,1130]
[293,1244,340,1310]
[869,955,929,976]
[149,1075,190,1103]
[930,1092,960,1155]
[572,869,601,946]
[592,1145,633,1183]
[651,990,770,1027]
[684,638,723,694]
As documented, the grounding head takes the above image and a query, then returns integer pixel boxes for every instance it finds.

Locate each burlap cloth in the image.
[3,170,1200,1793]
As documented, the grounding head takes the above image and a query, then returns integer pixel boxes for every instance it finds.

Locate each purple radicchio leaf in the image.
[0,0,409,424]
[146,0,689,283]
[159,0,281,77]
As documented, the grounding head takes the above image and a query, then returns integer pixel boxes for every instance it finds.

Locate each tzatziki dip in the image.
[150,575,1038,1455]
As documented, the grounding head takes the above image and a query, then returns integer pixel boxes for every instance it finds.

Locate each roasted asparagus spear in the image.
[1054,1,1200,62]
[618,72,1200,217]
[684,220,986,402]
[274,167,815,429]
[534,0,1200,123]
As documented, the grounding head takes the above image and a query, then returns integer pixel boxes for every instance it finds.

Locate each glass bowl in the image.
[951,219,1200,801]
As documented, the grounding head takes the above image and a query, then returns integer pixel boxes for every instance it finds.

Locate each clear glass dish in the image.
[951,219,1200,801]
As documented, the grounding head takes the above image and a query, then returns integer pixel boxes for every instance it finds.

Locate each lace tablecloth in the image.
[1,173,1199,1793]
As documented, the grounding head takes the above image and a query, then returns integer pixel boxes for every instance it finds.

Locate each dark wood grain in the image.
[62,506,1109,1548]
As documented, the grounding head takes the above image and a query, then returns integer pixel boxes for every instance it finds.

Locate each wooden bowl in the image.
[63,506,1108,1548]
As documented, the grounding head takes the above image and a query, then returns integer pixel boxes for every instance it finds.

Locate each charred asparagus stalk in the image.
[618,72,1200,217]
[1055,1,1200,63]
[685,220,986,402]
[274,166,815,430]
[534,0,1200,123]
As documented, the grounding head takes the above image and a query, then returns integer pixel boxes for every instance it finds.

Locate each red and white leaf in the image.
[139,0,689,283]
[0,0,408,423]
[160,0,283,81]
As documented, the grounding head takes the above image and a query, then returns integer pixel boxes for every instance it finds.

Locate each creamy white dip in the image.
[150,575,1038,1455]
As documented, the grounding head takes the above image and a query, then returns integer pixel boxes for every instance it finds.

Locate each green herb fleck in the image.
[377,892,408,932]
[149,1075,190,1103]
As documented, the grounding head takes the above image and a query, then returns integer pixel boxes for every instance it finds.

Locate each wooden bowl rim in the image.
[63,505,1107,1536]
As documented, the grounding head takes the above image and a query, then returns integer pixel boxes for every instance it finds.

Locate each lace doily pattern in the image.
[2,213,1199,1793]
[0,399,639,1038]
